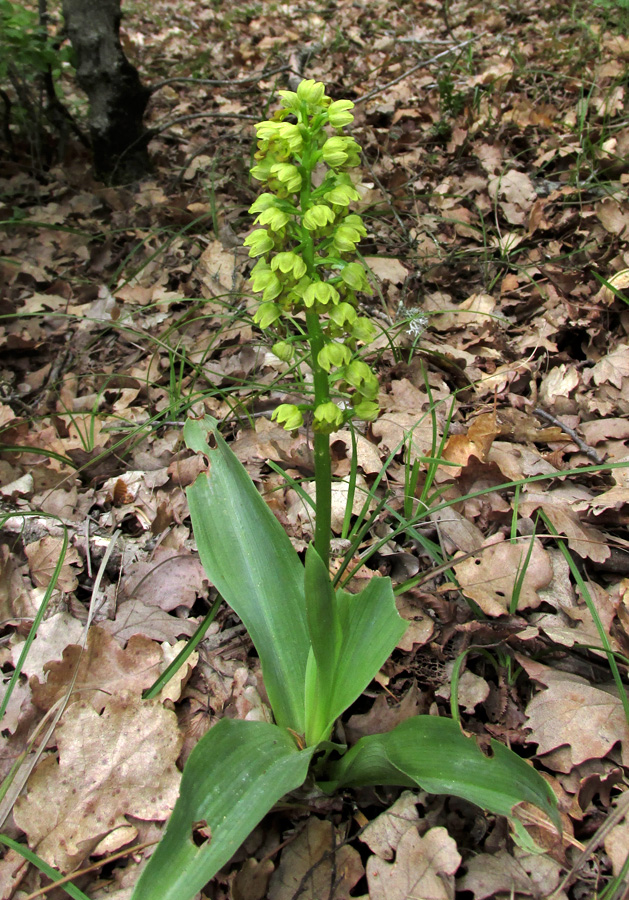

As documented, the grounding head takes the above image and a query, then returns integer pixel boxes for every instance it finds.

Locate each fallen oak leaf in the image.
[13,691,182,871]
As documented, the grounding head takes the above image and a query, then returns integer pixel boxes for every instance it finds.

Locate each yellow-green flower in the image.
[303,281,340,308]
[341,261,370,292]
[243,229,274,257]
[254,207,290,231]
[270,252,307,278]
[254,302,281,328]
[269,163,302,193]
[318,342,352,372]
[297,79,326,106]
[313,401,344,433]
[271,341,294,362]
[353,399,380,421]
[303,204,336,230]
[345,360,379,400]
[328,99,355,127]
[273,403,304,430]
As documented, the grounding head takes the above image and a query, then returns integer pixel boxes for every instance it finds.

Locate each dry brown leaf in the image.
[100,598,198,644]
[30,625,163,712]
[359,792,421,860]
[522,659,629,768]
[13,692,182,871]
[519,491,610,563]
[24,535,83,593]
[366,826,461,900]
[589,343,629,389]
[454,537,553,616]
[457,848,567,899]
[268,818,363,900]
[121,546,208,611]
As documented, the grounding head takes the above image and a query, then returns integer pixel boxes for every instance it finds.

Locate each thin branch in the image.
[355,35,480,104]
[150,65,290,94]
[148,110,257,138]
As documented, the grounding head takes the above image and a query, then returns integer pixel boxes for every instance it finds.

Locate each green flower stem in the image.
[305,310,332,568]
[299,133,332,568]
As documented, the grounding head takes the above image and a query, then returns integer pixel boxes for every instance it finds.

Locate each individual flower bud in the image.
[341,262,370,292]
[254,302,282,329]
[321,136,350,167]
[313,401,344,434]
[255,120,282,140]
[352,316,377,344]
[250,262,281,299]
[303,204,336,230]
[297,79,326,106]
[353,399,380,421]
[277,122,303,152]
[329,302,358,329]
[254,207,290,231]
[327,99,355,127]
[345,360,379,400]
[344,213,367,235]
[273,403,304,430]
[277,90,300,112]
[324,183,360,206]
[272,341,294,363]
[244,229,274,257]
[270,252,307,278]
[248,193,281,214]
[318,342,352,372]
[333,223,362,253]
[303,281,340,308]
[269,163,302,192]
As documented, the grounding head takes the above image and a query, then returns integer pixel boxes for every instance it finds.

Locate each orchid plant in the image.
[130,81,558,900]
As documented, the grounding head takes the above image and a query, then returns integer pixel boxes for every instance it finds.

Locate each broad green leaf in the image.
[304,546,342,744]
[184,417,309,732]
[131,720,315,900]
[321,716,559,830]
[306,576,407,746]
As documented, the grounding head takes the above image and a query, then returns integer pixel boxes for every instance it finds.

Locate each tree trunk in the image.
[62,0,151,183]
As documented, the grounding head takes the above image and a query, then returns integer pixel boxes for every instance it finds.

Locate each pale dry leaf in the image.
[364,256,409,284]
[453,537,553,616]
[268,817,363,900]
[13,692,182,871]
[604,817,629,877]
[196,239,240,294]
[100,598,198,644]
[121,547,208,611]
[366,826,461,900]
[457,848,567,899]
[523,661,629,767]
[24,535,83,593]
[359,791,420,860]
[0,544,37,622]
[30,625,163,713]
[488,170,536,210]
[436,669,490,713]
[10,611,83,680]
[344,684,425,743]
[519,493,610,563]
[590,344,629,389]
[538,364,579,406]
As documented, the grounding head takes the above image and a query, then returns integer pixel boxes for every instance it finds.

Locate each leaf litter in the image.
[1,0,629,896]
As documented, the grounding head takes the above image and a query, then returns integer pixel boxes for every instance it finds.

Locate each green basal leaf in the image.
[320,716,560,831]
[131,720,315,900]
[184,416,310,732]
[305,575,407,746]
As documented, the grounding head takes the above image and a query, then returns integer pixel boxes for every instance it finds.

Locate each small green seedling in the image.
[131,80,559,900]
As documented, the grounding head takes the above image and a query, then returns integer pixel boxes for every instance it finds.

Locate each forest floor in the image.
[1,0,629,897]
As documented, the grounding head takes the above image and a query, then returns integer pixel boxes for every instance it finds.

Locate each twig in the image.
[355,36,479,104]
[532,406,604,465]
[150,65,290,93]
[148,110,257,138]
